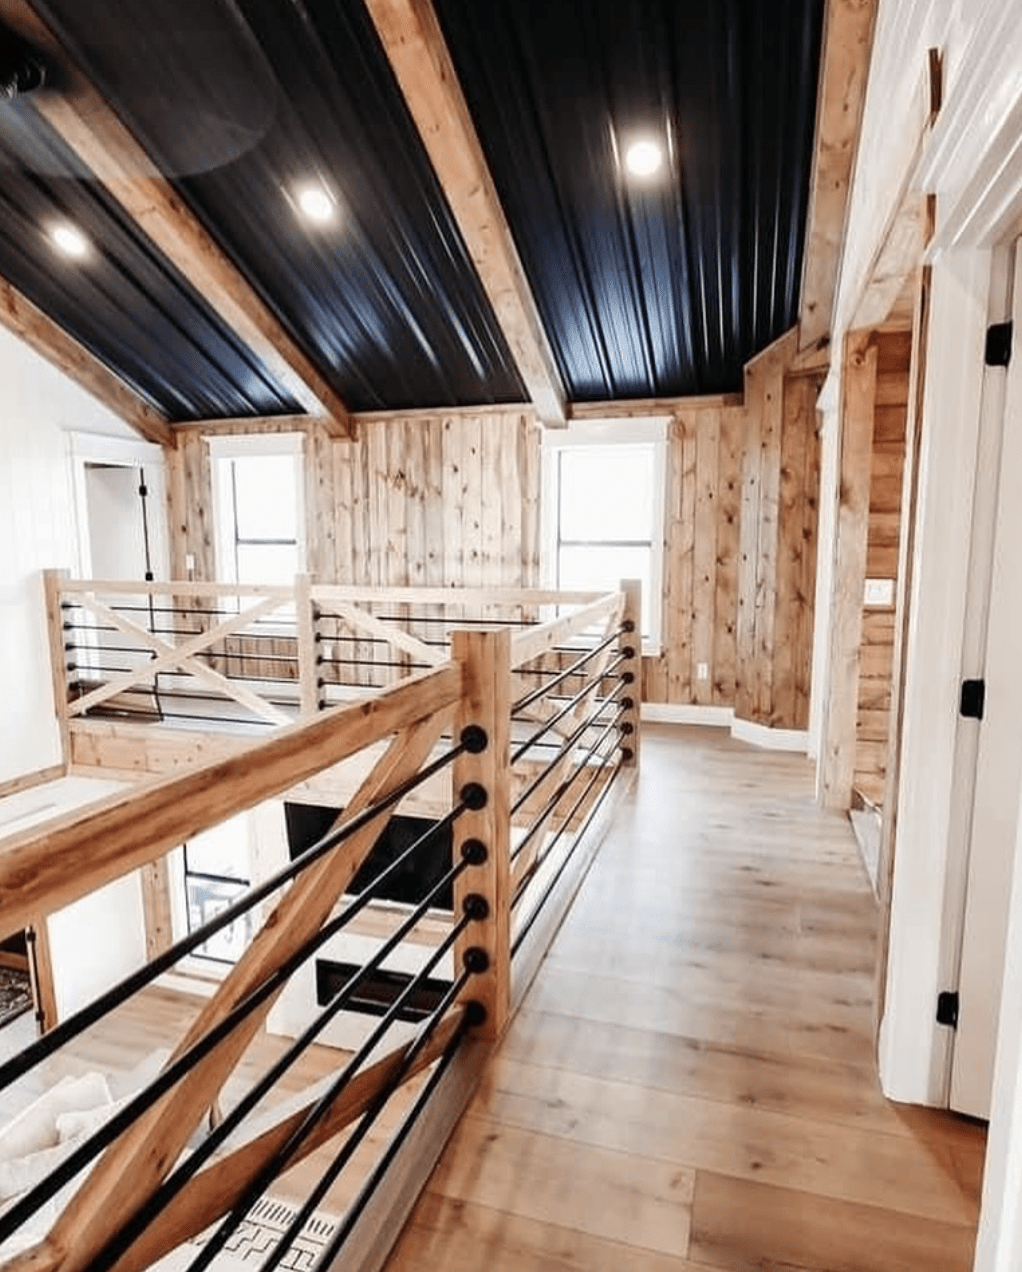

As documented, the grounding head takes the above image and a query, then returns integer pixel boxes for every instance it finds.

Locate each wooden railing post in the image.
[42,568,71,770]
[295,573,320,717]
[620,578,642,772]
[451,628,511,1041]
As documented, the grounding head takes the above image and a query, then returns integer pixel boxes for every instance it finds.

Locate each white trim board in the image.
[641,703,733,727]
[640,703,810,754]
[730,718,811,754]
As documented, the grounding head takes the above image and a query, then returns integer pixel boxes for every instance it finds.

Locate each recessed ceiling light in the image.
[295,184,335,224]
[49,223,89,259]
[625,140,664,178]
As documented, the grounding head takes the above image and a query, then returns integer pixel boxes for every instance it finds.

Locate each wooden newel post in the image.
[43,568,71,769]
[295,573,320,717]
[451,627,511,1041]
[620,579,642,772]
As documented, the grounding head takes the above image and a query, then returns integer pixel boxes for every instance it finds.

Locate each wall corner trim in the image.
[731,718,811,754]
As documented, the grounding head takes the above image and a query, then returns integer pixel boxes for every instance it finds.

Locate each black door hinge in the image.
[937,991,959,1028]
[985,321,1013,367]
[960,679,986,720]
[138,482,148,498]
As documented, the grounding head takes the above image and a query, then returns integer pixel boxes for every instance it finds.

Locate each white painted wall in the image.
[0,773,147,1025]
[0,325,136,786]
[47,873,148,1021]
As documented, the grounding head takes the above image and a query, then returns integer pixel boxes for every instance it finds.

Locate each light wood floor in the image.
[382,724,987,1272]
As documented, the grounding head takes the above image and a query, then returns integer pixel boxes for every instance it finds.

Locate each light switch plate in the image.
[864,578,895,607]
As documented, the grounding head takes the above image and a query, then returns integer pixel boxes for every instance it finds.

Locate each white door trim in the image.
[877,246,992,1104]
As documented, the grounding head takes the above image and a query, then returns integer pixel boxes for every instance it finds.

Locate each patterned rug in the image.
[0,968,32,1029]
[188,1198,338,1269]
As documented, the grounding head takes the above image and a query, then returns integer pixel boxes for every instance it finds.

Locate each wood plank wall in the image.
[854,332,910,803]
[642,406,745,708]
[735,332,825,731]
[167,410,540,590]
[166,384,822,730]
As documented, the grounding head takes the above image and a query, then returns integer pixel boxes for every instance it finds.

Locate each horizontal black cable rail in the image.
[26,577,638,1271]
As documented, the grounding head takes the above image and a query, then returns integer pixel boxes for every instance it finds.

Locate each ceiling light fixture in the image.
[625,139,664,179]
[49,224,89,259]
[296,184,335,224]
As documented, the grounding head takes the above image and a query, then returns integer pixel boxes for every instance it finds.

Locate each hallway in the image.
[383,724,987,1271]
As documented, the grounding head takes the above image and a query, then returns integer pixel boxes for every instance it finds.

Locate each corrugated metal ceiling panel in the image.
[32,0,528,413]
[0,97,302,421]
[434,0,825,399]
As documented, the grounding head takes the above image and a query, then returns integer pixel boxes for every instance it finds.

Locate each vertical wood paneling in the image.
[165,397,820,728]
[854,331,910,802]
[667,412,697,704]
[692,409,719,706]
[714,408,743,705]
[820,333,879,808]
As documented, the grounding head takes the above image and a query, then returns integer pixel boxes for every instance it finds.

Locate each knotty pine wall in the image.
[167,384,822,729]
[735,332,825,732]
[854,331,910,803]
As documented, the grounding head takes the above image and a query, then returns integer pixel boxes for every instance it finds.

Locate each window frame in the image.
[205,432,307,589]
[540,417,669,654]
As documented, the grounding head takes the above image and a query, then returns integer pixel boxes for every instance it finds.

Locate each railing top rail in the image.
[310,584,609,606]
[0,661,462,941]
[510,592,623,668]
[60,578,297,599]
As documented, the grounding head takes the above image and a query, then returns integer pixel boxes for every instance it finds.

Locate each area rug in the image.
[0,968,32,1030]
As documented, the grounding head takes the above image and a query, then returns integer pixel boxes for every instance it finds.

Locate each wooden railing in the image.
[0,578,640,1272]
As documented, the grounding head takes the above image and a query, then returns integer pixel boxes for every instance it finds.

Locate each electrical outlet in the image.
[185,552,196,573]
[697,662,709,680]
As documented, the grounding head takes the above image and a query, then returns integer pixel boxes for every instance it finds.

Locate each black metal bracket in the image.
[960,679,985,721]
[985,321,1013,367]
[462,893,489,921]
[936,990,959,1029]
[462,947,489,975]
[460,782,488,811]
[460,838,488,866]
[459,725,488,754]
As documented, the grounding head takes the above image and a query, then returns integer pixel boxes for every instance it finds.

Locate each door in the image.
[83,463,149,579]
[951,243,1022,1117]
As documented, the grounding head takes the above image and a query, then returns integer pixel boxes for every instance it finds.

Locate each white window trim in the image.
[540,417,669,654]
[204,432,307,588]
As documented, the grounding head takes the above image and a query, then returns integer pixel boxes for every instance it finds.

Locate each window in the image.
[181,815,254,964]
[543,419,667,647]
[206,434,306,586]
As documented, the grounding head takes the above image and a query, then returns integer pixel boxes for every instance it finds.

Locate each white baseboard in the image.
[641,703,735,727]
[730,717,810,753]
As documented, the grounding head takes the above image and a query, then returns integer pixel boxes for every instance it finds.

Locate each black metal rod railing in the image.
[510,653,627,765]
[512,749,625,954]
[511,699,628,865]
[0,738,471,1093]
[510,681,628,818]
[181,956,475,1272]
[253,971,473,1272]
[90,871,475,1272]
[313,1005,468,1269]
[0,801,473,1243]
[512,628,622,714]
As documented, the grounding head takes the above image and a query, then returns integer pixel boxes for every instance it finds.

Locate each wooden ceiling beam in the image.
[365,0,567,428]
[0,275,174,447]
[0,0,354,441]
[798,0,879,353]
[569,393,744,421]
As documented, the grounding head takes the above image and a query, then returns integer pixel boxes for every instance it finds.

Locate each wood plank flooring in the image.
[382,724,987,1272]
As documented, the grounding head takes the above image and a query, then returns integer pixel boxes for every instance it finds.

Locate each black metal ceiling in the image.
[0,97,301,421]
[2,0,825,417]
[31,0,528,413]
[435,0,825,399]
